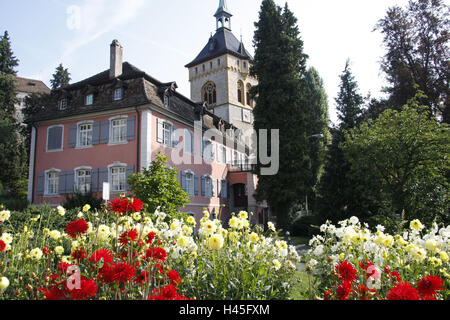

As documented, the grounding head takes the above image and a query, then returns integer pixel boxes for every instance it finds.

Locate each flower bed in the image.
[0,199,300,300]
[304,217,450,300]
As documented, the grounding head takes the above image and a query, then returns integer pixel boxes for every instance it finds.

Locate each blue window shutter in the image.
[157,119,163,143]
[65,171,75,194]
[201,176,206,197]
[92,122,101,145]
[99,168,109,191]
[58,171,66,194]
[126,165,135,191]
[91,168,99,193]
[36,173,45,195]
[181,171,187,192]
[194,174,199,196]
[47,126,63,151]
[68,125,77,148]
[127,116,136,141]
[100,120,110,144]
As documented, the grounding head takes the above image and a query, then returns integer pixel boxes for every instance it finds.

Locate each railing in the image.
[227,162,255,172]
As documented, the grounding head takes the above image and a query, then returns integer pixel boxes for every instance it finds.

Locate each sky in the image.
[0,0,410,125]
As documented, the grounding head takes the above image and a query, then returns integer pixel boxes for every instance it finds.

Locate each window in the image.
[202,64,205,72]
[204,176,213,198]
[237,81,243,104]
[217,59,221,66]
[218,145,227,164]
[58,99,67,110]
[111,118,127,144]
[185,172,194,196]
[203,140,214,161]
[243,62,247,69]
[162,122,172,147]
[237,60,240,66]
[210,61,213,69]
[47,125,63,152]
[46,171,59,195]
[233,150,239,166]
[164,94,169,108]
[76,169,91,194]
[110,166,126,192]
[78,123,93,147]
[114,88,123,101]
[85,94,94,106]
[195,67,198,75]
[202,82,217,105]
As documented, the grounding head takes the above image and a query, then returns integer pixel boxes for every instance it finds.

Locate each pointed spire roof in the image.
[215,0,232,17]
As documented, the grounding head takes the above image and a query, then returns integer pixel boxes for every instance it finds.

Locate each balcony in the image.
[227,162,255,173]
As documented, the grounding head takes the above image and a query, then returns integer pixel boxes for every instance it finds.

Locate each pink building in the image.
[28,35,269,225]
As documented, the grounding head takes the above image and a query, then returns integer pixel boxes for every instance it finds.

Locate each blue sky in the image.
[0,0,408,124]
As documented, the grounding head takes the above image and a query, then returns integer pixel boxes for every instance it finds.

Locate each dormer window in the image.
[114,88,123,101]
[85,94,94,106]
[164,94,169,108]
[58,98,67,111]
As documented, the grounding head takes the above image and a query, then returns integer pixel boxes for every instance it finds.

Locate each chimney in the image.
[110,40,123,79]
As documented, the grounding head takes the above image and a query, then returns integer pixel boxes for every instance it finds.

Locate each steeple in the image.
[214,0,232,31]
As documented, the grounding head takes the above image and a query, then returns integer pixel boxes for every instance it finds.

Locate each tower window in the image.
[218,59,221,66]
[210,61,213,69]
[246,84,253,107]
[202,64,205,72]
[202,82,217,106]
[237,81,243,104]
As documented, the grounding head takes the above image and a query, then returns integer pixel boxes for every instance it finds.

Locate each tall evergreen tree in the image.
[375,0,450,123]
[316,60,384,224]
[0,31,27,195]
[0,31,19,75]
[304,67,331,208]
[251,0,310,230]
[50,63,71,90]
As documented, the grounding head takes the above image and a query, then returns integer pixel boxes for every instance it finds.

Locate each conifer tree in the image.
[50,63,71,90]
[0,31,19,120]
[251,0,310,230]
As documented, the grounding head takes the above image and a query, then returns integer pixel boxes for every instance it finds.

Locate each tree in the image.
[316,61,385,225]
[50,63,71,90]
[375,0,450,123]
[0,31,19,75]
[342,93,450,227]
[304,67,331,209]
[127,153,190,219]
[0,31,19,120]
[250,0,310,230]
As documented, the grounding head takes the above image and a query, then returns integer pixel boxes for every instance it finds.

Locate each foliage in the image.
[304,217,450,300]
[64,192,104,212]
[250,0,311,230]
[50,63,71,90]
[0,31,19,76]
[374,0,450,123]
[342,95,450,226]
[127,153,190,221]
[290,215,321,238]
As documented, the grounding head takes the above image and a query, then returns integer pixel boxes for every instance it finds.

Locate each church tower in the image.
[185,0,257,133]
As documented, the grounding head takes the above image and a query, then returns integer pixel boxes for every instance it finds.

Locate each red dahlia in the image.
[68,279,98,300]
[335,260,358,282]
[119,229,139,246]
[112,262,136,284]
[72,248,86,262]
[146,232,156,244]
[336,280,353,300]
[0,239,5,252]
[39,286,66,300]
[89,249,113,267]
[66,219,89,239]
[357,285,376,300]
[167,270,181,286]
[386,282,421,300]
[417,276,444,299]
[146,247,167,262]
[108,198,143,215]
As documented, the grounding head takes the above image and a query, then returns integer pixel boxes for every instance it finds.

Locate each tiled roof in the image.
[185,28,253,68]
[14,76,50,94]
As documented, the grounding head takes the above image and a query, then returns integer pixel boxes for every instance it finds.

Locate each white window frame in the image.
[114,88,123,101]
[58,98,67,111]
[46,125,64,153]
[217,144,227,164]
[45,169,61,196]
[162,121,173,147]
[184,170,195,196]
[109,116,128,145]
[203,139,214,162]
[108,162,127,193]
[85,94,94,106]
[74,166,92,194]
[77,121,94,148]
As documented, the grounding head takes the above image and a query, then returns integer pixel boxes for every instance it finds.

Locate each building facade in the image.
[14,76,50,123]
[28,1,269,225]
